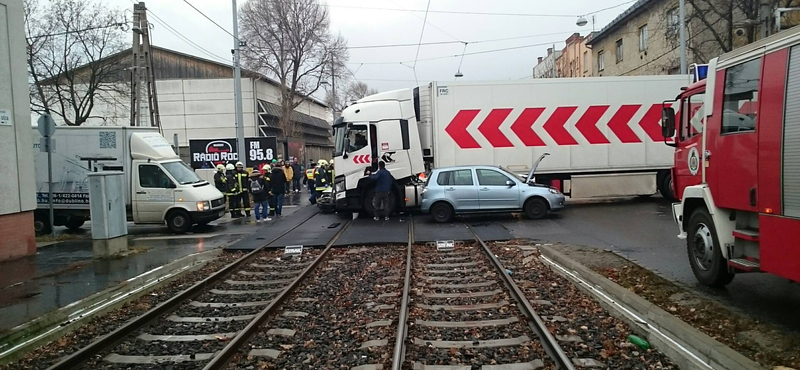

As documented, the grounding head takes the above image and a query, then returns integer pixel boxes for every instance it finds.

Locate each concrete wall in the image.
[0,0,36,261]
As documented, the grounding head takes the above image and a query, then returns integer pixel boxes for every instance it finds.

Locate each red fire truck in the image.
[662,26,800,287]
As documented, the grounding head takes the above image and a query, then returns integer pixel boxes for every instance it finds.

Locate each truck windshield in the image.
[163,161,203,185]
[333,124,347,157]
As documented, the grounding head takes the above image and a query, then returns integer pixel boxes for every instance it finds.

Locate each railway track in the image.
[393,225,573,370]
[38,215,674,370]
[44,211,350,370]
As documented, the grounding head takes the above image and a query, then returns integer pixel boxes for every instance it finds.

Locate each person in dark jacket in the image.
[366,161,394,221]
[290,159,302,193]
[270,165,287,217]
[249,169,271,223]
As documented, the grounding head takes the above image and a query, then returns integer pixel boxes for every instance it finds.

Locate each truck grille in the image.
[211,197,225,208]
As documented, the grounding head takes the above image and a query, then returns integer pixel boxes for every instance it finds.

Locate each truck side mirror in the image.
[662,107,676,138]
[343,137,350,159]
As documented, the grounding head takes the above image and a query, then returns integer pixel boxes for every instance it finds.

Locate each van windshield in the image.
[163,161,203,185]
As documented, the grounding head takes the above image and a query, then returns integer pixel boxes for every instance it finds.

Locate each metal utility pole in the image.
[331,58,337,119]
[551,44,556,78]
[232,0,246,164]
[130,2,162,132]
[679,0,687,74]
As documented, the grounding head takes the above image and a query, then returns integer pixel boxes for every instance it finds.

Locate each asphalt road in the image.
[463,197,800,332]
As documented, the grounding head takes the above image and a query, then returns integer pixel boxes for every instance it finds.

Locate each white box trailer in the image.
[420,76,686,197]
[32,126,226,234]
[333,75,688,215]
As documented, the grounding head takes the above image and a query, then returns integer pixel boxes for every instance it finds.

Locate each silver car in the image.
[420,165,565,223]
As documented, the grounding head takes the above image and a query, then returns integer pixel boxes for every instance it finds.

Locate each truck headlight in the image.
[334,181,345,193]
[548,187,560,194]
[196,201,210,211]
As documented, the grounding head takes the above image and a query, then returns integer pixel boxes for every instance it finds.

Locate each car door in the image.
[476,169,520,210]
[440,169,479,211]
[673,91,705,200]
[134,164,175,223]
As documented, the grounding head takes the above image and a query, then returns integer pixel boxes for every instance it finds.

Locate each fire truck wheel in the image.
[166,209,192,234]
[687,208,734,287]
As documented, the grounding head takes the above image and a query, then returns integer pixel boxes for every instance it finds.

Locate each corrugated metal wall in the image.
[784,46,800,217]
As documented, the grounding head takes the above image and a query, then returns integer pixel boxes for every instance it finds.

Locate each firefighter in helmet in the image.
[231,162,251,218]
[315,159,329,200]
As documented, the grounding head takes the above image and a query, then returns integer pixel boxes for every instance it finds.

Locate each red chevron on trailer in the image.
[444,104,669,148]
[352,154,371,164]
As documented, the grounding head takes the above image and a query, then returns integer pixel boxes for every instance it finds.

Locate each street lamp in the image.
[576,15,595,31]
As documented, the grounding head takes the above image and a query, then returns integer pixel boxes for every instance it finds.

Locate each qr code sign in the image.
[99,131,116,149]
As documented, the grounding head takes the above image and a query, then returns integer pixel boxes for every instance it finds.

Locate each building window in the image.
[598,51,605,71]
[722,58,761,134]
[639,24,648,51]
[583,51,588,73]
[616,39,624,63]
[667,8,680,36]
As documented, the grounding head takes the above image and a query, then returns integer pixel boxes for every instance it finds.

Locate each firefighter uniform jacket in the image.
[233,171,249,194]
[315,167,328,190]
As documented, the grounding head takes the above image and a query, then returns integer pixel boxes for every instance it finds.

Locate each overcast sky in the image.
[108,0,635,93]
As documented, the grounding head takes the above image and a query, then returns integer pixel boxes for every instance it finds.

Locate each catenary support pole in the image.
[232,0,246,164]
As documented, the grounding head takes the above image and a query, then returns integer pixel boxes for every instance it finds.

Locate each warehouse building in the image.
[51,46,333,165]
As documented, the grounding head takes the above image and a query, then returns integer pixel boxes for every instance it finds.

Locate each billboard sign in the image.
[189,137,278,170]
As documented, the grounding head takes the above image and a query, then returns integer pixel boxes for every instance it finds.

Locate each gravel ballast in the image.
[490,241,680,370]
[406,243,552,369]
[230,245,406,370]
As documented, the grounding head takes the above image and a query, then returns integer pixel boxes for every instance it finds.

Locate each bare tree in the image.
[326,81,379,113]
[681,0,796,63]
[24,0,128,126]
[240,0,347,138]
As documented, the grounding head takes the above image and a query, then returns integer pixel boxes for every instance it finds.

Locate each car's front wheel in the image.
[524,197,548,219]
[430,202,454,223]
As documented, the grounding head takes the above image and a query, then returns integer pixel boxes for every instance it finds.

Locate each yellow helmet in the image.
[216,164,225,172]
[317,159,328,166]
[329,159,334,165]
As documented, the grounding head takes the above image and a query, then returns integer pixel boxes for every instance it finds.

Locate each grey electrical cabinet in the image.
[88,172,127,239]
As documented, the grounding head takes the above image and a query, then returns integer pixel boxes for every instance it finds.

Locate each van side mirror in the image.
[662,107,676,138]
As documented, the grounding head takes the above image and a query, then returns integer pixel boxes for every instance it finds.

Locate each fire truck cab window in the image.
[722,58,761,134]
[348,125,368,152]
[681,92,705,141]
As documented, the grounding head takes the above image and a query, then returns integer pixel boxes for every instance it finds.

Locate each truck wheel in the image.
[34,212,52,236]
[166,210,192,234]
[430,202,454,223]
[659,172,676,201]
[524,198,548,220]
[64,216,86,230]
[363,187,396,218]
[687,208,734,287]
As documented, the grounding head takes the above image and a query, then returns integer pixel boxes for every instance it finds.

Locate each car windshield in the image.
[162,161,203,185]
[333,123,347,157]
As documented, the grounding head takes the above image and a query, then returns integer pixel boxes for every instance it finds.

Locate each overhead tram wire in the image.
[300,0,636,18]
[181,0,237,40]
[410,0,432,86]
[126,0,230,64]
[347,29,582,50]
[348,39,564,65]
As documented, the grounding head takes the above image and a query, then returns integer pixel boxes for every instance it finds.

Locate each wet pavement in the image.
[415,197,800,332]
[0,192,310,333]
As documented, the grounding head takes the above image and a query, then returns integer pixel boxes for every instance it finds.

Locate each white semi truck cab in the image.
[333,88,426,215]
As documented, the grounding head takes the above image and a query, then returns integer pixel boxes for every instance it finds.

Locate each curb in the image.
[536,245,764,370]
[0,248,223,364]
